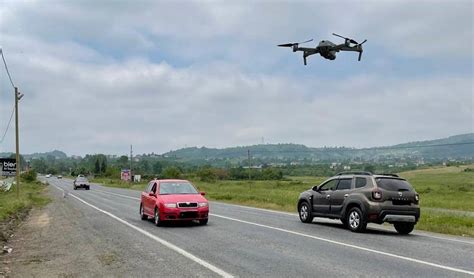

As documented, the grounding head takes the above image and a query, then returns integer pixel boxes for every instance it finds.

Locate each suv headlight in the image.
[198,202,208,207]
[164,203,177,208]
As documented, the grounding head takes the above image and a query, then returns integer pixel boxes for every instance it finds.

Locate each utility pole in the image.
[247,149,251,181]
[130,145,133,182]
[15,87,22,198]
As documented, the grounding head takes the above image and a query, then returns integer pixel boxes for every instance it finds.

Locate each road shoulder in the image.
[2,187,131,277]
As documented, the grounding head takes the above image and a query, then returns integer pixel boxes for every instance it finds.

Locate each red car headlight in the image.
[198,202,208,207]
[164,203,177,208]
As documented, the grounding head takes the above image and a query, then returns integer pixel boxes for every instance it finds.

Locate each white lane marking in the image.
[409,231,474,245]
[212,201,297,216]
[211,213,474,276]
[61,182,474,245]
[93,188,141,200]
[50,184,233,278]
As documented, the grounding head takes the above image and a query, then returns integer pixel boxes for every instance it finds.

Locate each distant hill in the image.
[164,133,474,164]
[0,150,68,160]
[24,150,68,160]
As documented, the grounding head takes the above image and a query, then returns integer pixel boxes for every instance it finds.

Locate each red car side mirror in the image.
[149,192,156,197]
[200,191,206,196]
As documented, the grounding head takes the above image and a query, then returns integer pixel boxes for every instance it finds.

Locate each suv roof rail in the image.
[377,173,400,177]
[335,171,372,176]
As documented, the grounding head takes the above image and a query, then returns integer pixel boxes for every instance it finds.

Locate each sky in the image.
[0,0,472,156]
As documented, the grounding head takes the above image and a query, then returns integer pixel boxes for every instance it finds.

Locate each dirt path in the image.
[1,188,135,277]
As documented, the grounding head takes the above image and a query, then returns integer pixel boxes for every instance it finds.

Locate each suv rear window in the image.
[375,178,413,192]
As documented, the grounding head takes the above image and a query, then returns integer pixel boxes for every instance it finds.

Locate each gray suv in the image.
[297,172,420,234]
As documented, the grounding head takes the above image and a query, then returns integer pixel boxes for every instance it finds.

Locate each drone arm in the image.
[334,44,359,52]
[294,47,318,53]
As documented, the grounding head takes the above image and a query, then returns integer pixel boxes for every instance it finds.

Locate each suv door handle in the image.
[326,195,331,199]
[344,194,349,198]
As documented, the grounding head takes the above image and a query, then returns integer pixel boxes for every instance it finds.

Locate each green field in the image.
[0,181,51,223]
[399,165,474,211]
[95,165,474,237]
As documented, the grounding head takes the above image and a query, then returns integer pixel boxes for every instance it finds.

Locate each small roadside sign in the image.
[1,158,16,176]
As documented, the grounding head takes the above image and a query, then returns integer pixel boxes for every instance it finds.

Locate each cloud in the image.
[0,0,472,155]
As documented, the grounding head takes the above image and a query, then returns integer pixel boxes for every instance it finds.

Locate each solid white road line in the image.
[93,188,141,200]
[211,213,474,276]
[50,184,233,278]
[66,182,474,245]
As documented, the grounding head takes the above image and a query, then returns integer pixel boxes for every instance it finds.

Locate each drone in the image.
[278,33,367,65]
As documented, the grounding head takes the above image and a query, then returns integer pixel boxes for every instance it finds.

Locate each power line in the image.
[0,48,15,89]
[0,106,15,145]
[0,48,17,148]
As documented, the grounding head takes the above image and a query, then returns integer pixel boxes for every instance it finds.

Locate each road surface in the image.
[43,177,474,277]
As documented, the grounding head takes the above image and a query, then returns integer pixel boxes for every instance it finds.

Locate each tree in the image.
[101,159,107,174]
[31,158,48,173]
[152,161,163,174]
[162,166,182,179]
[118,155,129,169]
[9,154,27,171]
[95,159,100,174]
[364,164,375,173]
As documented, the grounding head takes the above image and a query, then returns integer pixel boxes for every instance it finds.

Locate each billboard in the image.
[1,158,16,176]
[121,169,130,181]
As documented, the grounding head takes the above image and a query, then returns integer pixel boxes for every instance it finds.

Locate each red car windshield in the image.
[159,182,198,195]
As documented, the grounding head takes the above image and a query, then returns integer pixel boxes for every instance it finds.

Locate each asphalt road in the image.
[44,177,474,277]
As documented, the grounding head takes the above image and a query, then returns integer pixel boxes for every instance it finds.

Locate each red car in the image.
[140,179,209,226]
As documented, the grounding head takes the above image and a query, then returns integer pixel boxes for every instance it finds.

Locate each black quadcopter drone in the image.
[278,33,367,65]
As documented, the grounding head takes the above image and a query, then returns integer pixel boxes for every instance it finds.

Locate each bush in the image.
[21,170,37,182]
[196,168,217,182]
[196,167,230,182]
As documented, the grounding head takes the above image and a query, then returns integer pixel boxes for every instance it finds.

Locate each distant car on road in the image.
[46,174,52,178]
[57,175,63,179]
[73,177,90,190]
[140,179,209,226]
[297,172,420,234]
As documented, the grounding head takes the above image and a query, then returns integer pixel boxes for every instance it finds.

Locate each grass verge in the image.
[0,181,51,222]
[417,209,473,237]
[0,181,51,243]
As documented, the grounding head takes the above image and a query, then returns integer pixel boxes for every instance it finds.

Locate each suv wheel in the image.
[154,208,162,227]
[299,202,313,223]
[140,204,147,220]
[394,223,415,235]
[346,207,367,233]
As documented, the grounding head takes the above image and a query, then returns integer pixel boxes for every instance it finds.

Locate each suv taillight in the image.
[372,190,382,201]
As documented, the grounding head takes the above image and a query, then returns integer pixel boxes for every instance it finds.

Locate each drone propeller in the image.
[332,33,359,44]
[277,39,313,47]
